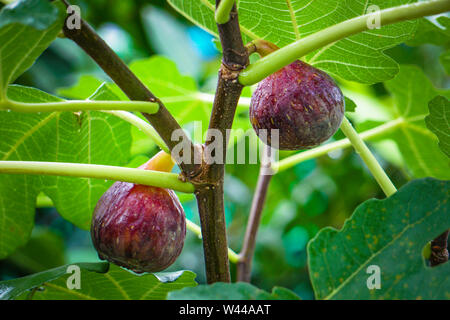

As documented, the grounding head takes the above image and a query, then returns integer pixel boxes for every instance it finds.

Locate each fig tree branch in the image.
[0,161,194,193]
[193,0,249,283]
[60,1,200,178]
[195,184,232,282]
[236,146,273,282]
[216,0,249,70]
[239,0,450,85]
[430,230,449,267]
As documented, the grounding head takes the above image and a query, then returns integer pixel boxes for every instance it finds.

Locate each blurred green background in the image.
[0,0,448,300]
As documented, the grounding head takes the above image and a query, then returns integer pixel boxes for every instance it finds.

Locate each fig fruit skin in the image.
[91,181,186,273]
[250,60,345,150]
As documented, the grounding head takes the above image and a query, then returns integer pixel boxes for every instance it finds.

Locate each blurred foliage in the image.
[0,1,448,300]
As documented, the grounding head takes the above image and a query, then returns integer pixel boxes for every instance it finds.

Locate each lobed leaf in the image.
[0,262,109,300]
[0,0,64,96]
[344,96,357,113]
[6,227,66,274]
[406,16,449,46]
[384,65,450,179]
[441,49,450,75]
[425,96,450,158]
[308,178,450,300]
[16,265,196,300]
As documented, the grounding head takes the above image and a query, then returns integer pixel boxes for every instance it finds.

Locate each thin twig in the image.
[430,230,449,267]
[236,145,273,282]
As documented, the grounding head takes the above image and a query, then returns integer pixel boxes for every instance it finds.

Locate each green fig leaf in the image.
[5,227,66,273]
[308,178,450,300]
[0,0,64,96]
[0,262,109,300]
[425,96,450,158]
[406,16,449,46]
[383,65,450,179]
[11,265,197,300]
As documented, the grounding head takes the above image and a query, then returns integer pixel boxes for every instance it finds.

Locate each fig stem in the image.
[339,117,397,197]
[237,145,273,282]
[0,161,195,193]
[246,39,280,58]
[215,0,235,25]
[0,99,159,114]
[239,0,450,85]
[273,117,404,172]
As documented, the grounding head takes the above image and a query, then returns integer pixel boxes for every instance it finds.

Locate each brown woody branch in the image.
[216,2,248,70]
[430,230,449,267]
[236,146,273,282]
[61,2,200,178]
[190,0,248,283]
[195,183,230,283]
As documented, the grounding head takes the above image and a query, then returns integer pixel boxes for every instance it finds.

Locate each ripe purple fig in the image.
[250,60,345,150]
[91,152,186,273]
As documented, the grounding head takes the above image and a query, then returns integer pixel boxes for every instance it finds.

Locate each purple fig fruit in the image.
[91,152,186,273]
[250,60,345,150]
